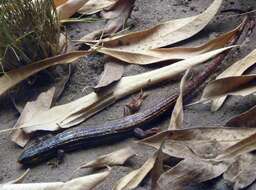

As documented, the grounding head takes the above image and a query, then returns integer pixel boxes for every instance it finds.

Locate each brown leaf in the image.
[113,152,157,190]
[201,74,256,101]
[95,21,243,65]
[0,51,89,97]
[157,158,228,190]
[226,105,256,128]
[211,49,256,111]
[94,59,124,92]
[140,127,256,160]
[11,87,56,147]
[79,147,136,169]
[83,0,223,50]
[80,0,135,40]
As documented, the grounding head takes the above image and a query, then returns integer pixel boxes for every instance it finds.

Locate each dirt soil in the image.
[1,0,256,189]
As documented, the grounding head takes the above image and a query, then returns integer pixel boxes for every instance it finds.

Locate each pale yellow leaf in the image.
[169,69,190,130]
[11,87,55,147]
[7,169,30,184]
[80,147,136,168]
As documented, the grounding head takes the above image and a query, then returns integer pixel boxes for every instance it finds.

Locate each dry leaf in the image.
[201,74,256,101]
[226,105,256,128]
[57,0,89,20]
[224,154,256,190]
[215,132,256,161]
[211,49,256,111]
[140,127,256,160]
[0,51,89,97]
[80,0,135,40]
[79,147,135,169]
[82,0,223,50]
[11,87,56,147]
[113,153,157,190]
[124,90,147,115]
[17,47,232,133]
[78,0,117,15]
[95,21,243,65]
[1,169,110,190]
[169,69,190,130]
[94,59,124,92]
[7,169,30,184]
[157,158,228,190]
[16,47,231,133]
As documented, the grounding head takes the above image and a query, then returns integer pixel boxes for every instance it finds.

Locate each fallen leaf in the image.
[82,0,223,50]
[1,169,110,190]
[95,21,243,65]
[80,0,135,40]
[57,0,89,20]
[11,87,56,147]
[226,105,256,128]
[157,158,228,190]
[17,47,232,133]
[211,49,256,111]
[215,131,256,161]
[7,169,30,184]
[140,127,256,160]
[78,0,117,15]
[201,74,256,101]
[224,154,256,190]
[169,69,190,130]
[94,59,124,92]
[0,51,89,97]
[113,152,157,190]
[79,147,136,169]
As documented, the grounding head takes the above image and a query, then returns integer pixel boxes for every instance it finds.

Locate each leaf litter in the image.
[1,0,256,189]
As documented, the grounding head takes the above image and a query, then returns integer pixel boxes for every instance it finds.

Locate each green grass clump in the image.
[0,0,61,74]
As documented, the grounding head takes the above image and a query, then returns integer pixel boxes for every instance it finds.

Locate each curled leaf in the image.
[79,147,136,169]
[95,21,243,64]
[201,74,256,101]
[211,49,256,111]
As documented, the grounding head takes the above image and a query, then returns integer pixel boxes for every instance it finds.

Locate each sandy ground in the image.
[0,0,256,189]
